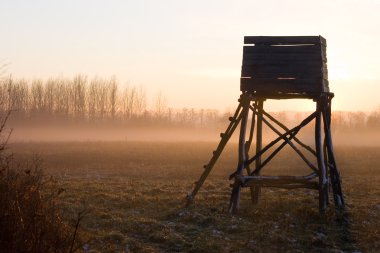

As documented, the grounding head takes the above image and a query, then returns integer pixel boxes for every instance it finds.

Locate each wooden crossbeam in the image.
[244,181,319,190]
[245,111,318,167]
[260,108,316,156]
[242,172,317,184]
[241,173,319,189]
[255,109,318,172]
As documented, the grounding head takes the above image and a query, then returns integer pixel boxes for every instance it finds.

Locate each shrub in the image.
[0,104,84,252]
[0,155,85,253]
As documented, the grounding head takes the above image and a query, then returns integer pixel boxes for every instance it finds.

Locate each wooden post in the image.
[322,96,345,209]
[253,99,263,205]
[229,94,250,213]
[315,99,328,213]
[245,102,256,203]
[323,138,330,206]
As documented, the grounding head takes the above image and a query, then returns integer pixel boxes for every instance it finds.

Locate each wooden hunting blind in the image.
[187,36,344,213]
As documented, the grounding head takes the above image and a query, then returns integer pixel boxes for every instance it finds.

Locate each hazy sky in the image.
[1,0,379,111]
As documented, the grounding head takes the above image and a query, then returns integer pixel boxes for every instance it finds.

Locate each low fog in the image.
[7,119,380,147]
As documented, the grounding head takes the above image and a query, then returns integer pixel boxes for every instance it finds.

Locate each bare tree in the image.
[135,85,147,117]
[30,79,44,116]
[72,75,87,119]
[88,78,98,121]
[123,85,136,119]
[154,90,167,119]
[108,77,118,120]
[55,78,70,119]
[44,79,55,116]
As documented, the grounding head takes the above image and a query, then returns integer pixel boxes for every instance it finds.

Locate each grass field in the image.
[10,142,380,253]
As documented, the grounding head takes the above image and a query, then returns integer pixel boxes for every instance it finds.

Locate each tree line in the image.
[0,75,221,126]
[1,75,379,130]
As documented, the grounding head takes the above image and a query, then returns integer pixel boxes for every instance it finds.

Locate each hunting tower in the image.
[187,36,345,213]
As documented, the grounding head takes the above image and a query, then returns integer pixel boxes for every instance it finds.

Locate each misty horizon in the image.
[0,75,378,144]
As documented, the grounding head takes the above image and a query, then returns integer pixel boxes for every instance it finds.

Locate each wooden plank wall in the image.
[240,36,329,95]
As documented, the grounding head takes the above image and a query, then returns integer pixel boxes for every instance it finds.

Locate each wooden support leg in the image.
[186,102,243,206]
[229,95,250,213]
[252,100,264,205]
[322,97,345,209]
[245,102,256,203]
[323,138,330,206]
[315,100,328,213]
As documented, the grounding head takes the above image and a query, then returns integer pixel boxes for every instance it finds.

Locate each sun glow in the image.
[327,62,352,81]
[1,0,379,111]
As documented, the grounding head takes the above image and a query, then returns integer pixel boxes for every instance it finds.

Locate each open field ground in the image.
[10,142,380,253]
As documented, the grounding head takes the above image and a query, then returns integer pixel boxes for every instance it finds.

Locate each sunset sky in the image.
[1,0,379,111]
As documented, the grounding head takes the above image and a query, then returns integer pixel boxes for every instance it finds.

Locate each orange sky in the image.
[1,0,379,111]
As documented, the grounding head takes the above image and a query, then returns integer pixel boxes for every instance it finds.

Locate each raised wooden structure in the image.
[186,36,344,213]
